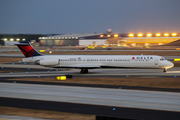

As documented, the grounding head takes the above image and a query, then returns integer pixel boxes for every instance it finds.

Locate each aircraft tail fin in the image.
[15,42,42,58]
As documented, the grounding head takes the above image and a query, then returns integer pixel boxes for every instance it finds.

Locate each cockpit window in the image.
[160,57,165,61]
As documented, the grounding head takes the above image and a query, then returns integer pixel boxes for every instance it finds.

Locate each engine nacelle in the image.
[36,59,59,66]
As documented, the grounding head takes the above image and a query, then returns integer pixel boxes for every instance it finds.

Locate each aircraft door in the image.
[58,59,60,65]
[155,59,158,65]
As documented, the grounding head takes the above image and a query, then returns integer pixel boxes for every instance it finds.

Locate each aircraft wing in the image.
[55,64,101,69]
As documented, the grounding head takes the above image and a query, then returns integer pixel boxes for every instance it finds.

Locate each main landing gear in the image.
[163,68,167,72]
[80,69,88,74]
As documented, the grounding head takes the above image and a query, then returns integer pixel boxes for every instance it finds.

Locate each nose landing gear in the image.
[163,68,167,72]
[80,69,88,74]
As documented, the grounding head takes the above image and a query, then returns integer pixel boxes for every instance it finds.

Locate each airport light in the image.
[164,33,169,37]
[40,50,45,52]
[128,33,134,37]
[174,58,180,61]
[16,38,20,41]
[138,33,143,37]
[107,34,111,37]
[114,34,119,38]
[10,38,14,41]
[147,33,152,37]
[172,33,177,37]
[100,35,104,38]
[22,38,26,41]
[4,38,7,41]
[156,33,161,37]
[49,51,52,54]
[75,37,78,39]
[56,76,66,80]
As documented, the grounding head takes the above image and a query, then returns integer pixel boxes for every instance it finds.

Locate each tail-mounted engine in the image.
[35,59,59,66]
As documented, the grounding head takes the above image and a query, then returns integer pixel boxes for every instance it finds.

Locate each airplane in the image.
[15,42,174,74]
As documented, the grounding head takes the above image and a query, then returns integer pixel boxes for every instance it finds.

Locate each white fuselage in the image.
[22,55,174,69]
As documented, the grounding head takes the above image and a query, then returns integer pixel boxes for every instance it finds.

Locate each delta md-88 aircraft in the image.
[16,42,174,74]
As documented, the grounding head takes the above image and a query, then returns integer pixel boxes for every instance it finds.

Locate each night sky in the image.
[0,0,180,34]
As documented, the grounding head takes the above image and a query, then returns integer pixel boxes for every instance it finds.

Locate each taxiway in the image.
[0,63,180,77]
[0,82,180,112]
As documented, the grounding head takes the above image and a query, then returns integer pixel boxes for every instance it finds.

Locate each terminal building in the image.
[1,32,180,47]
[0,34,45,46]
[38,32,180,47]
[39,33,108,46]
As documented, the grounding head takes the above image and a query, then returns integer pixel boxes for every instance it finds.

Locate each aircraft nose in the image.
[166,61,174,68]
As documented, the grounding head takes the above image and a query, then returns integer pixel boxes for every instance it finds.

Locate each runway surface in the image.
[0,70,180,78]
[0,115,49,120]
[1,62,180,119]
[1,49,180,52]
[0,82,180,112]
[1,63,180,77]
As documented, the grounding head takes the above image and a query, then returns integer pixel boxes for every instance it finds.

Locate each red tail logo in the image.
[19,46,35,57]
[16,42,42,57]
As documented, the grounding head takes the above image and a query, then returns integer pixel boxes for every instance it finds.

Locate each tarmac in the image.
[0,82,180,112]
[0,63,180,77]
[0,115,50,120]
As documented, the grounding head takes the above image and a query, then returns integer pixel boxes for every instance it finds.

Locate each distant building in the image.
[39,33,109,46]
[107,33,180,47]
[0,34,46,46]
[39,32,180,47]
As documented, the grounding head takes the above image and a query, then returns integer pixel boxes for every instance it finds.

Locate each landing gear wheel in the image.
[85,69,88,73]
[80,69,85,74]
[80,69,88,74]
[66,68,70,71]
[163,68,167,72]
